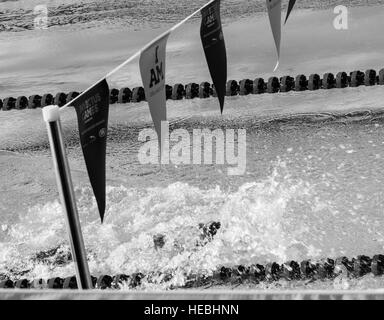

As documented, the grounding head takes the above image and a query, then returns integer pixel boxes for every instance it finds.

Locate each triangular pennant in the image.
[72,78,109,222]
[200,0,227,113]
[284,0,296,24]
[139,33,170,154]
[266,0,282,71]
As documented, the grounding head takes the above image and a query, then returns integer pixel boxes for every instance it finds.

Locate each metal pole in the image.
[42,105,93,290]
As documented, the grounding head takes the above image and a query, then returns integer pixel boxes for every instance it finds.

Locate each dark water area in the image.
[1,0,383,32]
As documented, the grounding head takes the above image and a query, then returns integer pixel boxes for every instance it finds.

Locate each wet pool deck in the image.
[1,289,384,300]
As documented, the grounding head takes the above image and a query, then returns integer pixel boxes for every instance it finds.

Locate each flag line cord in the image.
[59,0,215,113]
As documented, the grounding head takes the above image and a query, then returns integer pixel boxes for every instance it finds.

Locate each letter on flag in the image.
[266,0,282,71]
[200,0,227,114]
[285,0,296,24]
[139,33,169,152]
[72,78,109,222]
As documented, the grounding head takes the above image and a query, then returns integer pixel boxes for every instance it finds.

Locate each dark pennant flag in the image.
[200,0,227,113]
[284,0,296,24]
[72,78,109,222]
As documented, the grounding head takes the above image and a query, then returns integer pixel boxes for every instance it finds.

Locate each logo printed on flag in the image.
[200,0,227,113]
[72,78,109,222]
[139,34,170,155]
[266,0,282,71]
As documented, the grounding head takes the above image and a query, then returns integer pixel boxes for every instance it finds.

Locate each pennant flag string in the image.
[60,0,216,113]
[136,0,217,152]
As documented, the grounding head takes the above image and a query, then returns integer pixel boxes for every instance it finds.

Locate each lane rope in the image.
[1,69,383,111]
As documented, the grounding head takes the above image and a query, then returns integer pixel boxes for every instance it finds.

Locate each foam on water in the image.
[2,106,384,289]
[0,161,316,284]
[2,112,384,290]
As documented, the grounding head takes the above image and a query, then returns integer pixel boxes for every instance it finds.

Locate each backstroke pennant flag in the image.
[284,0,296,24]
[72,78,109,222]
[139,33,170,152]
[266,0,282,71]
[200,0,227,114]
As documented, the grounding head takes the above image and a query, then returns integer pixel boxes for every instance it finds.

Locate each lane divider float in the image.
[0,254,383,289]
[1,68,384,111]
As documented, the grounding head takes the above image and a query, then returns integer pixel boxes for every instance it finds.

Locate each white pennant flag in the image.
[139,33,170,153]
[266,0,281,71]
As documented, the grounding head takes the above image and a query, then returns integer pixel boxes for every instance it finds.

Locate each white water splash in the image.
[0,162,314,285]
